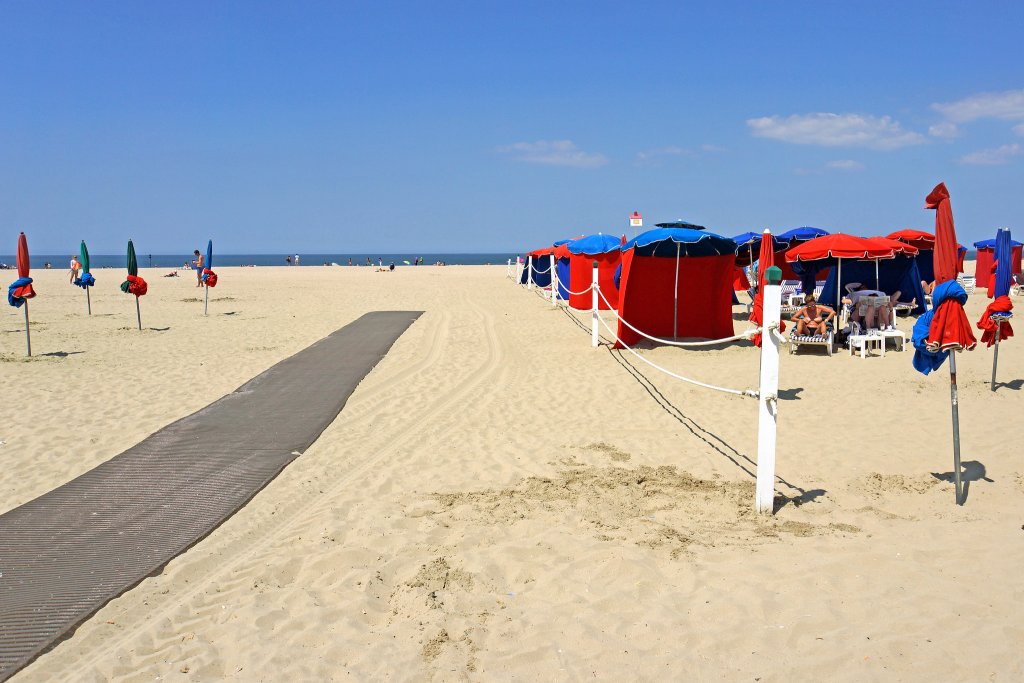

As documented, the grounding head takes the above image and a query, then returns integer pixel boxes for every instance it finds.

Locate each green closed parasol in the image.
[121,239,145,329]
[79,240,94,314]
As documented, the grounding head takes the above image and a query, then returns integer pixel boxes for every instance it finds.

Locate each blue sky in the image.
[2,1,1023,254]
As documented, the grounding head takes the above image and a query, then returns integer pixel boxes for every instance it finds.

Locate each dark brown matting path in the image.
[0,311,422,680]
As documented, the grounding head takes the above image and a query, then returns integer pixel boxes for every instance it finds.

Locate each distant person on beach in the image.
[348,257,353,266]
[295,254,300,266]
[378,257,383,267]
[193,249,204,287]
[286,255,292,266]
[366,257,371,266]
[389,262,395,271]
[69,255,81,283]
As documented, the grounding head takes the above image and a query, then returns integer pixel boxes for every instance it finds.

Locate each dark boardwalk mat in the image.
[0,311,422,680]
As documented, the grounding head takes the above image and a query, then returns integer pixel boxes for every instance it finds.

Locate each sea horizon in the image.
[0,252,518,269]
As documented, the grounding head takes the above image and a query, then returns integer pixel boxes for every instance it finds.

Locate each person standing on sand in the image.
[348,257,353,266]
[69,254,81,284]
[193,249,204,287]
[294,254,300,266]
[286,255,291,265]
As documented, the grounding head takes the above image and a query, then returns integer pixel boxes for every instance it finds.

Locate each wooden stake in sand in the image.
[756,265,782,514]
[527,255,533,290]
[550,253,557,306]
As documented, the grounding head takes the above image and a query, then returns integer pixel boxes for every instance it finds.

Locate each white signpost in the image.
[630,211,643,237]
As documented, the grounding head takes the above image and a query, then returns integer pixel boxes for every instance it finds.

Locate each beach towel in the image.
[74,272,96,289]
[912,280,976,375]
[976,296,1013,347]
[120,274,148,296]
[7,277,35,307]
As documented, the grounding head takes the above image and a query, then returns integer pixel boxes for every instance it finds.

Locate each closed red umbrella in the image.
[749,229,782,347]
[916,182,976,505]
[7,232,36,355]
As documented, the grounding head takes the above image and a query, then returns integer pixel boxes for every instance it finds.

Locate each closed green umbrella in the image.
[78,240,95,314]
[120,239,147,329]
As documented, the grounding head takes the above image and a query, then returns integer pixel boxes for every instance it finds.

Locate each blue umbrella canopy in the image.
[974,237,1024,249]
[777,227,830,243]
[206,240,213,271]
[731,231,786,252]
[655,220,706,229]
[567,233,622,255]
[624,226,736,257]
[993,229,1013,298]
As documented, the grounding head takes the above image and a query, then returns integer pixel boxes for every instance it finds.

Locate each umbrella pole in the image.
[23,301,31,357]
[673,242,681,338]
[86,287,91,315]
[949,352,963,504]
[991,325,1002,391]
[135,297,142,331]
[204,284,209,316]
[875,260,880,290]
[837,259,842,310]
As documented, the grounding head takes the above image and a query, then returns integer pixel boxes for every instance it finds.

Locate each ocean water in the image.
[0,253,515,269]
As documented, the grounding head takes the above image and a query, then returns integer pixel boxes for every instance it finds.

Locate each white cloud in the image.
[701,144,725,153]
[746,113,926,150]
[496,140,608,168]
[1014,123,1024,136]
[932,89,1024,123]
[960,143,1022,165]
[928,122,959,139]
[825,159,865,171]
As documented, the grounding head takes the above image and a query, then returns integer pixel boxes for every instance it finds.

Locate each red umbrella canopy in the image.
[887,229,936,250]
[865,236,919,256]
[926,182,958,284]
[785,233,900,262]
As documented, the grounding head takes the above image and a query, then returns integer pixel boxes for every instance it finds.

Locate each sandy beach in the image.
[2,263,1022,681]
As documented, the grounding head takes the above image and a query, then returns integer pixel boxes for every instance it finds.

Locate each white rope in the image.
[596,287,760,346]
[593,313,758,398]
[550,271,595,297]
[530,263,552,275]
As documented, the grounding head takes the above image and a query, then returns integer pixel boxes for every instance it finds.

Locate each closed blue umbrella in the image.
[993,229,1013,299]
[986,228,1015,391]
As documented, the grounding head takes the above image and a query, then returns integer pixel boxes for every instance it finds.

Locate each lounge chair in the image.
[789,325,834,356]
[957,275,976,294]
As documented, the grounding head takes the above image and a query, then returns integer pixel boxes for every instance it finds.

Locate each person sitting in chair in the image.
[843,283,902,329]
[791,295,835,337]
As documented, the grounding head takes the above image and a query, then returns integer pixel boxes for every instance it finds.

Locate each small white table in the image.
[879,329,906,352]
[848,333,884,358]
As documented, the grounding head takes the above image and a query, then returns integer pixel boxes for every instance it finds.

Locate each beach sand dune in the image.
[2,264,1022,681]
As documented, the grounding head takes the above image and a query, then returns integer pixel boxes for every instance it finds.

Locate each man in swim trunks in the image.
[791,294,835,337]
[193,249,204,287]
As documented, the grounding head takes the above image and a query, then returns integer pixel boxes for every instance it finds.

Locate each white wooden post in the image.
[591,261,600,347]
[506,258,511,279]
[550,254,557,306]
[515,258,523,284]
[756,264,782,514]
[527,255,533,290]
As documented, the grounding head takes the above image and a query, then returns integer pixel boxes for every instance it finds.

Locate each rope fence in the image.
[509,255,787,515]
